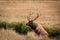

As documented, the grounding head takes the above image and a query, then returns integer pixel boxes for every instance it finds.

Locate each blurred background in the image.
[0,0,60,23]
[0,0,60,40]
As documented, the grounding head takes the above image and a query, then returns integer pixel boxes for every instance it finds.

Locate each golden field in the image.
[0,0,60,40]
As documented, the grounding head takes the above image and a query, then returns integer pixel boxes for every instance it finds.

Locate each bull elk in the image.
[26,12,48,37]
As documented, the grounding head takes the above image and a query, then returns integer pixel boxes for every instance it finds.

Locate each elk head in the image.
[26,12,39,30]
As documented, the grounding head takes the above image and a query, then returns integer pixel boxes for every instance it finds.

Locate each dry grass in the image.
[0,1,60,23]
[0,29,26,40]
[0,29,60,40]
[0,1,60,40]
[26,31,59,40]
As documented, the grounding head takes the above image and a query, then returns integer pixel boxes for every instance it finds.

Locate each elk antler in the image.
[27,12,39,21]
[27,12,33,21]
[32,13,39,21]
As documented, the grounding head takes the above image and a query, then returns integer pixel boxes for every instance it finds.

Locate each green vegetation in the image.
[0,22,8,29]
[14,22,32,35]
[0,21,32,35]
[42,23,60,37]
[0,21,60,37]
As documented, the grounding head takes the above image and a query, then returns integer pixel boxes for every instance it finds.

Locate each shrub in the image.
[0,22,32,35]
[42,23,60,37]
[8,22,19,28]
[0,22,8,29]
[15,22,32,35]
[47,28,60,37]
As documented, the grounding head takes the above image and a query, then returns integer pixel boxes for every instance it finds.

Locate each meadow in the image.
[0,21,60,40]
[0,0,60,40]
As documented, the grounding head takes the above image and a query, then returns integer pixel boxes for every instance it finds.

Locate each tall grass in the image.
[0,21,60,37]
[0,21,8,29]
[14,22,32,35]
[0,21,32,35]
[42,23,60,37]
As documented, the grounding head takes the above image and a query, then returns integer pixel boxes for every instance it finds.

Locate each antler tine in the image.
[32,13,39,21]
[27,12,32,21]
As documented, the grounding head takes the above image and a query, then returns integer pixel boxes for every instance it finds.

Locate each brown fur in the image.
[26,21,48,36]
[26,21,38,30]
[26,13,48,37]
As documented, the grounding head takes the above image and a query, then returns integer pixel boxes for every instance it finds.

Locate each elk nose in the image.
[26,24,28,25]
